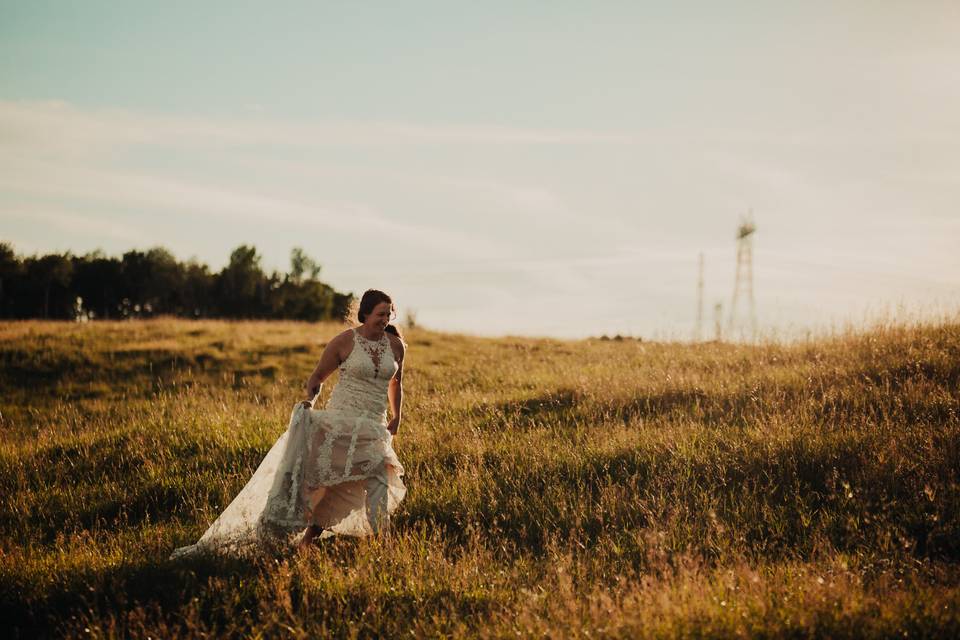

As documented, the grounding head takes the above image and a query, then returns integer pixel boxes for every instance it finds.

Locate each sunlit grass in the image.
[1,317,958,637]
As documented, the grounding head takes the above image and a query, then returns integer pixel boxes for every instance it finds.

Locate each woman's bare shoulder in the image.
[324,328,355,355]
[331,328,355,343]
[387,332,405,359]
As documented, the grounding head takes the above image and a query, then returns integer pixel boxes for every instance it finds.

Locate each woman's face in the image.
[365,301,393,331]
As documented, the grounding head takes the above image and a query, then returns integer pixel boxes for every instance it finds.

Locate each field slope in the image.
[1,319,959,638]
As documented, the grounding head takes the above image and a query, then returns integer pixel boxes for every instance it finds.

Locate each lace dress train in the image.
[171,330,404,558]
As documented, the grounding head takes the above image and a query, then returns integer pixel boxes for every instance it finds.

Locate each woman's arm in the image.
[302,332,349,406]
[386,339,405,434]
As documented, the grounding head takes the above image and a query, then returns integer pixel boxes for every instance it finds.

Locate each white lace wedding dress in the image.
[171,329,405,558]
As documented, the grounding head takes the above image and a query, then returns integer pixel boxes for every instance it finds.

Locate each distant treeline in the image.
[0,242,353,321]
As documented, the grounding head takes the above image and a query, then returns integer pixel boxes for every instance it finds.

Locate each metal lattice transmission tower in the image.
[727,214,757,339]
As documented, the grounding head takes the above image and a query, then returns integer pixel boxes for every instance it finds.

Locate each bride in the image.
[171,289,406,558]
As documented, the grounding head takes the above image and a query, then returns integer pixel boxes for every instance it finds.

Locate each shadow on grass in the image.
[9,439,274,543]
[2,540,502,638]
[1,552,261,639]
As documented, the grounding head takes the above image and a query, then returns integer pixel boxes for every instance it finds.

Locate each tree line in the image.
[0,242,353,322]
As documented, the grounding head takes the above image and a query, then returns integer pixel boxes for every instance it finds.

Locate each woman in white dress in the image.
[171,289,406,558]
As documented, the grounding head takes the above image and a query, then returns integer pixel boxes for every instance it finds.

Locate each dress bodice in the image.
[325,329,398,421]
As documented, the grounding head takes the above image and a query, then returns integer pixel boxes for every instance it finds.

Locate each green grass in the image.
[1,318,959,638]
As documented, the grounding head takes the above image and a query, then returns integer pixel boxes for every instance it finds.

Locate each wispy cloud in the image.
[0,100,538,260]
[0,154,509,259]
[223,152,577,224]
[2,99,957,337]
[3,205,151,246]
[0,100,648,152]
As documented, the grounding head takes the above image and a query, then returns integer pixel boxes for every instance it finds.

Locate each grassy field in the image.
[1,318,959,638]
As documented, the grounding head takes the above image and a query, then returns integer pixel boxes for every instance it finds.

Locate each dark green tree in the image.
[72,251,123,319]
[24,253,74,319]
[0,242,351,321]
[289,247,322,285]
[0,242,23,317]
[143,247,185,314]
[182,259,215,317]
[216,245,267,317]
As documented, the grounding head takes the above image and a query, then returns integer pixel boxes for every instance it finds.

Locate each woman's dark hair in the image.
[357,289,392,322]
[384,324,402,340]
[358,289,403,341]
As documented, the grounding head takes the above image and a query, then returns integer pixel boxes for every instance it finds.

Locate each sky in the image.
[1,1,958,338]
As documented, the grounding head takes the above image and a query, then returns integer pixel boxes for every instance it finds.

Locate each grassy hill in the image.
[1,318,958,638]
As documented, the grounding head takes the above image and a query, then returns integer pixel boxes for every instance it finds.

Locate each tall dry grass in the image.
[1,317,958,637]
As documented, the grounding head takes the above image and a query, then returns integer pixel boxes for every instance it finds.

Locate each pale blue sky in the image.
[2,1,958,337]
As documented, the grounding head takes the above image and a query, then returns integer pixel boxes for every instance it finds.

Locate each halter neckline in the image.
[354,328,386,343]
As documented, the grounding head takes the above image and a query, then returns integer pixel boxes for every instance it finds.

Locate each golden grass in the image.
[1,317,958,637]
